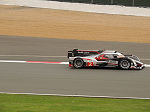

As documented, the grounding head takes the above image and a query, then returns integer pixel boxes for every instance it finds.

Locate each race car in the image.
[68,49,144,70]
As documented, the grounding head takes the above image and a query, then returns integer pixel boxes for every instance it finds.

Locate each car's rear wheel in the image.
[73,58,84,68]
[119,59,131,70]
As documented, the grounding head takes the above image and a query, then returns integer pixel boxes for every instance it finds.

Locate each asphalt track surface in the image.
[0,35,150,98]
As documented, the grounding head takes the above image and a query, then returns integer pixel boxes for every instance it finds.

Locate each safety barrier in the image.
[48,0,150,7]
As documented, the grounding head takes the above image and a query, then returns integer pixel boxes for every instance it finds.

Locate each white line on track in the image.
[0,55,150,60]
[141,59,150,61]
[0,92,150,100]
[0,60,69,64]
[59,62,69,64]
[0,60,149,67]
[0,60,26,63]
[145,64,150,67]
[0,55,66,58]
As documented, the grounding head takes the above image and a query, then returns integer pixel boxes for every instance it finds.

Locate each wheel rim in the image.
[74,59,83,68]
[120,60,130,69]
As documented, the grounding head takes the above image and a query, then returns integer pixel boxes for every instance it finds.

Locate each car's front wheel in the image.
[119,59,131,70]
[73,58,84,69]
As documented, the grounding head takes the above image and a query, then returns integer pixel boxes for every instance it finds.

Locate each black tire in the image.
[119,59,131,70]
[73,58,84,69]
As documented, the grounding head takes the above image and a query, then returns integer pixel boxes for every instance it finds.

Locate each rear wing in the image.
[68,49,78,58]
[68,49,102,58]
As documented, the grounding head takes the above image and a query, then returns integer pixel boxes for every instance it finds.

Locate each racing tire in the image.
[118,59,131,70]
[73,58,84,69]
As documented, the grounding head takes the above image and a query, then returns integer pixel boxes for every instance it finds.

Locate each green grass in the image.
[0,94,150,112]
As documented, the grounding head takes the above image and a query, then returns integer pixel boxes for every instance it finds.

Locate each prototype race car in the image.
[68,49,144,70]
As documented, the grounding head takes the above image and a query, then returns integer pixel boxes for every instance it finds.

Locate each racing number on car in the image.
[88,62,93,66]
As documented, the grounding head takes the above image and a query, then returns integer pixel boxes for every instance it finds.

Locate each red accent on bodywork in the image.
[137,64,142,67]
[96,54,108,61]
[69,64,73,67]
[82,58,91,60]
[131,66,136,68]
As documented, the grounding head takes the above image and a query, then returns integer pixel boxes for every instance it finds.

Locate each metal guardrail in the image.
[48,0,150,7]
